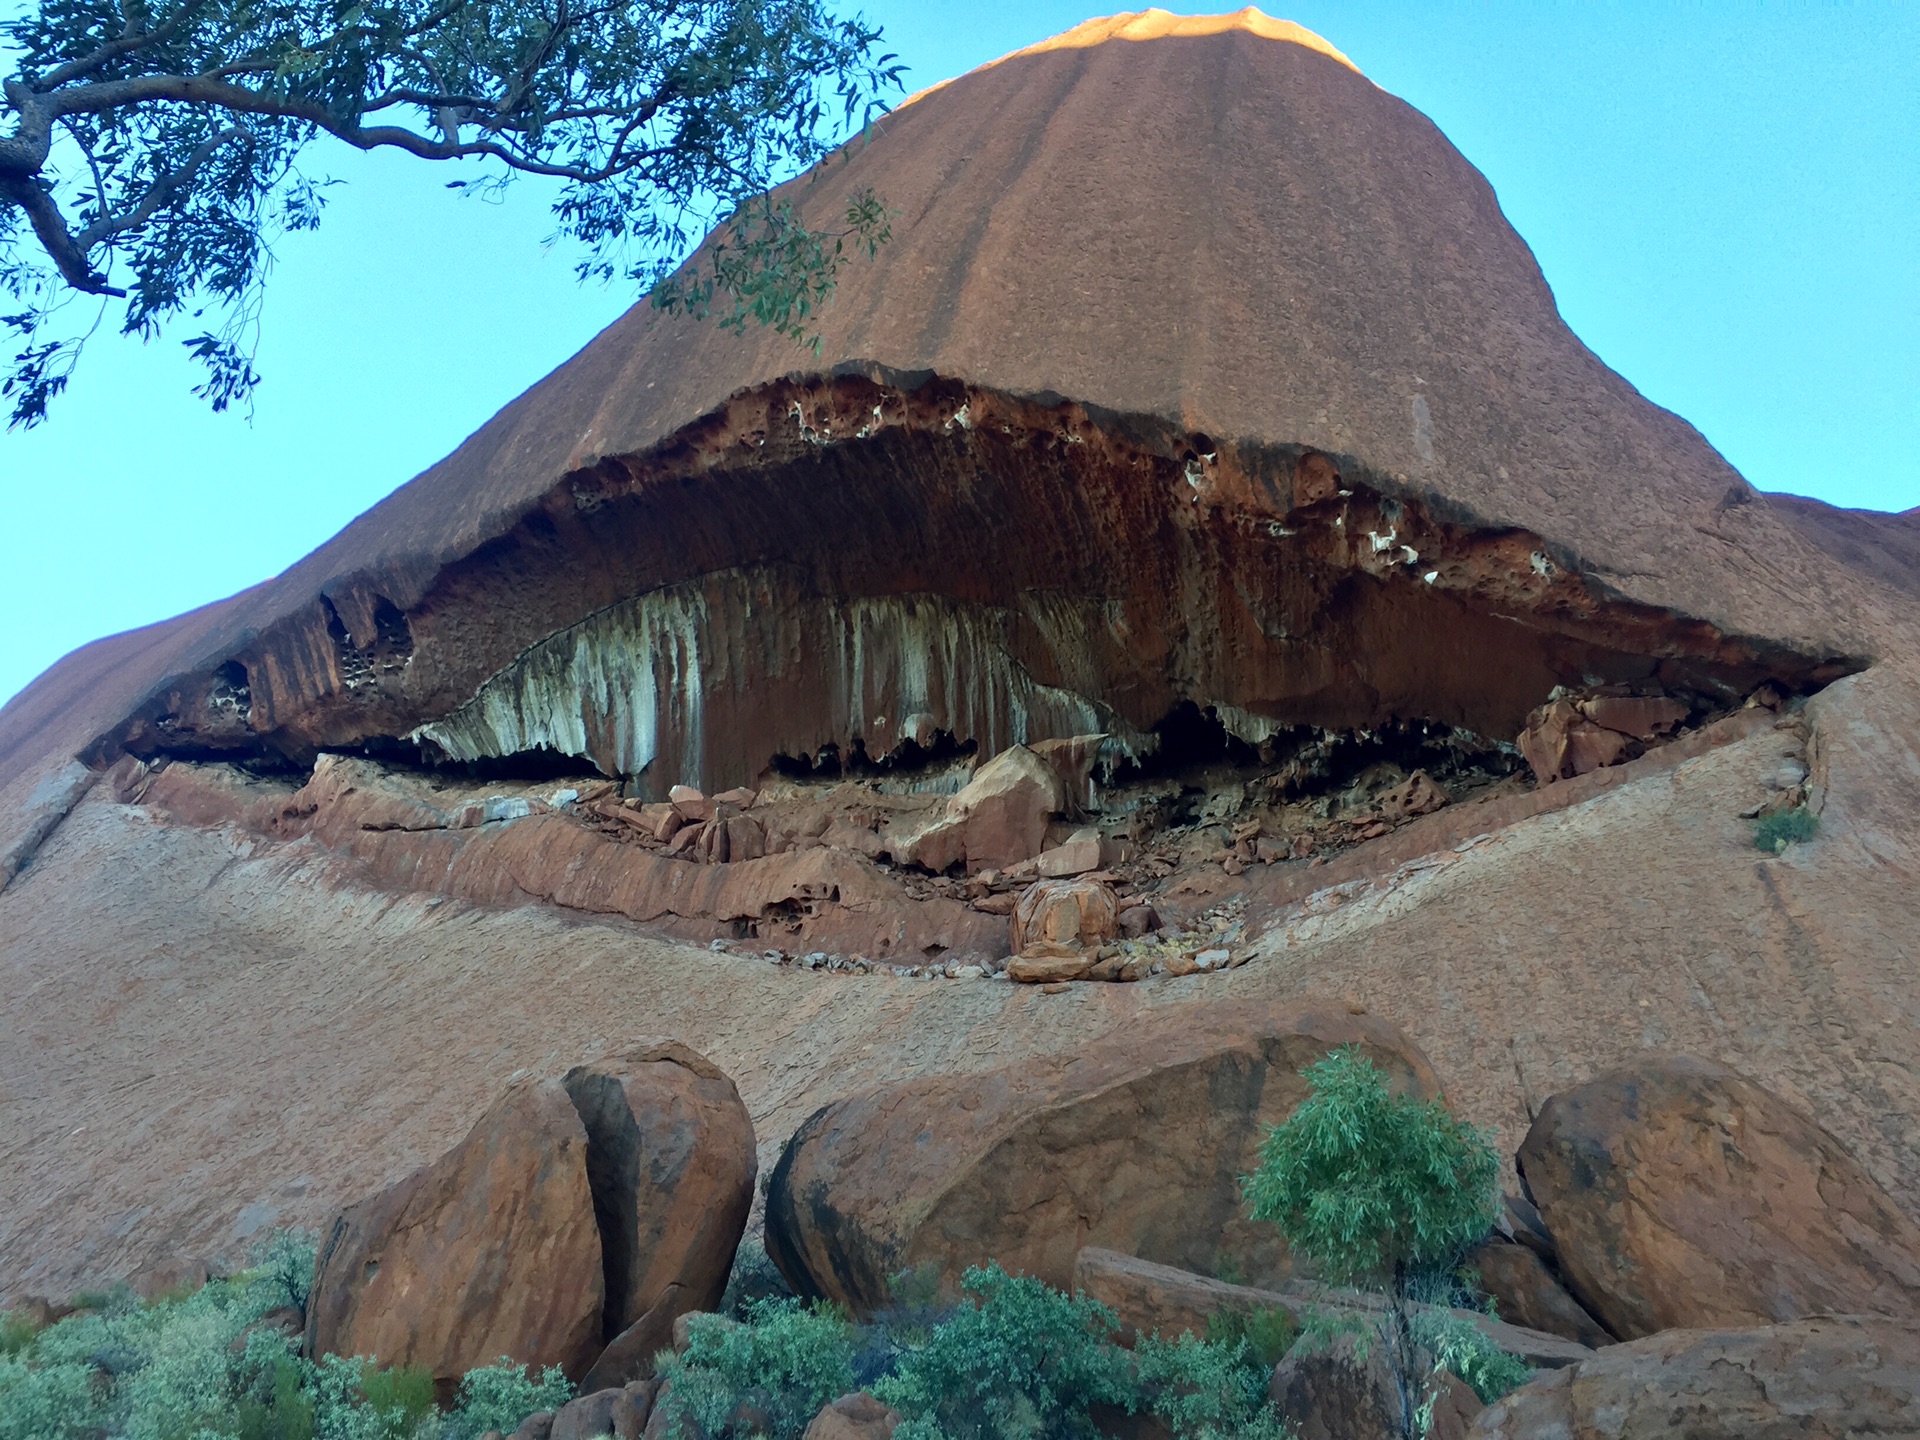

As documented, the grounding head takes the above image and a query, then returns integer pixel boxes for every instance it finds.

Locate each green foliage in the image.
[652,1299,854,1440]
[873,1264,1134,1440]
[1132,1332,1291,1440]
[443,1359,575,1440]
[1242,1050,1518,1440]
[1205,1306,1298,1370]
[1408,1312,1529,1407]
[1753,805,1819,853]
[246,1228,320,1316]
[0,1312,41,1360]
[0,0,905,425]
[0,1230,549,1440]
[1242,1048,1500,1287]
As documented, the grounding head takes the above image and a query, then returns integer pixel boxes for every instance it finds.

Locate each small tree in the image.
[1242,1047,1506,1440]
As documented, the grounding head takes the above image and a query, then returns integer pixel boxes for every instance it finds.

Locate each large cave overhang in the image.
[98,372,1863,794]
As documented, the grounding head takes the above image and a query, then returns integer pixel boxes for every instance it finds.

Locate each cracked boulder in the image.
[567,1046,757,1390]
[305,1077,605,1389]
[1516,1054,1920,1340]
[762,1001,1443,1313]
[306,1045,754,1391]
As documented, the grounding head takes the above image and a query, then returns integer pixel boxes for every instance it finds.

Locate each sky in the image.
[1,2,1915,708]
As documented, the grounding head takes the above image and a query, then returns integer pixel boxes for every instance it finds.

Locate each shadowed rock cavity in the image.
[101,376,1859,796]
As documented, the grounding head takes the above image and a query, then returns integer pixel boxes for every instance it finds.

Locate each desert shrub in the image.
[652,1299,854,1440]
[873,1264,1134,1440]
[1409,1311,1529,1407]
[443,1359,575,1440]
[0,1353,102,1440]
[1205,1305,1298,1370]
[308,1352,445,1440]
[1132,1332,1291,1440]
[0,1313,41,1360]
[246,1229,320,1316]
[0,1231,473,1440]
[1753,806,1818,853]
[718,1242,796,1319]
[1243,1047,1515,1440]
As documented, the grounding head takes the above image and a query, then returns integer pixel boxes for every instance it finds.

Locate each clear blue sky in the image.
[1,3,1915,709]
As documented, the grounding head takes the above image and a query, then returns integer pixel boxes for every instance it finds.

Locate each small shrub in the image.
[0,1354,103,1440]
[1753,806,1818,853]
[1205,1305,1298,1369]
[247,1228,320,1315]
[873,1264,1134,1440]
[718,1242,795,1320]
[445,1359,575,1440]
[652,1299,854,1440]
[1133,1332,1291,1440]
[0,1313,40,1360]
[1409,1312,1529,1407]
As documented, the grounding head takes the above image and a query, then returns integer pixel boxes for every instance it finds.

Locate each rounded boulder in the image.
[764,1001,1444,1312]
[1516,1053,1920,1339]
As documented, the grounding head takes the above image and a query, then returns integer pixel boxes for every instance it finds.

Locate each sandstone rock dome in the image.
[2,10,1917,1299]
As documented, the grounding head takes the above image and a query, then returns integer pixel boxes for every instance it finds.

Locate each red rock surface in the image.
[1470,1317,1920,1440]
[1516,1053,1920,1340]
[2,11,1920,1310]
[762,1000,1443,1311]
[305,1078,605,1388]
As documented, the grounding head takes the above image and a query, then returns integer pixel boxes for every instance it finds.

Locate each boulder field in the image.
[229,1021,1920,1439]
[2,22,1919,1417]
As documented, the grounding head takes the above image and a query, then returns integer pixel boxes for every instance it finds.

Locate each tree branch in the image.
[75,124,249,250]
[0,172,122,293]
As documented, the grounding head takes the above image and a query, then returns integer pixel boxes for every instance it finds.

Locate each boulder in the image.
[1379,770,1450,821]
[1464,1239,1613,1348]
[1006,951,1096,984]
[1271,1334,1480,1440]
[1579,693,1686,740]
[905,746,1066,873]
[550,1389,623,1440]
[1009,877,1118,961]
[1073,1247,1297,1347]
[764,1002,1444,1312]
[306,1078,605,1389]
[1029,735,1107,813]
[1074,1248,1590,1371]
[569,1045,758,1390]
[802,1392,903,1440]
[1469,1317,1920,1439]
[1517,1054,1920,1339]
[1035,827,1105,878]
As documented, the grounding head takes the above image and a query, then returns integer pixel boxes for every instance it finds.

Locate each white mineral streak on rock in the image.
[412,567,1146,789]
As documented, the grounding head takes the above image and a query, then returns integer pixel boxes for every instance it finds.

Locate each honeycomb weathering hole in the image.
[101,374,1859,794]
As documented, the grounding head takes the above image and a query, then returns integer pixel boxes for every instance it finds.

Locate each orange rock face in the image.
[565,1045,757,1389]
[762,1001,1444,1313]
[305,1078,605,1387]
[1517,1054,1920,1339]
[1472,1317,1920,1440]
[305,1045,755,1392]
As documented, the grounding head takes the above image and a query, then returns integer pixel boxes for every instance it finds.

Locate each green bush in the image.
[1753,806,1818,853]
[1205,1305,1298,1370]
[443,1360,574,1440]
[0,1313,41,1361]
[1132,1332,1290,1440]
[0,1230,564,1440]
[1409,1312,1529,1407]
[873,1264,1134,1440]
[1242,1047,1518,1440]
[651,1299,854,1440]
